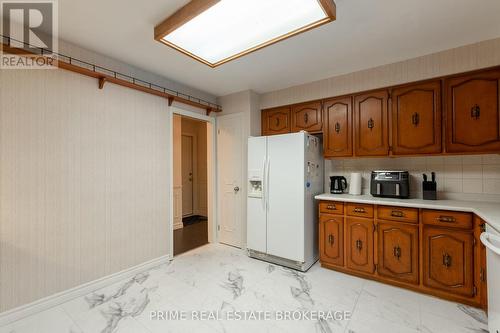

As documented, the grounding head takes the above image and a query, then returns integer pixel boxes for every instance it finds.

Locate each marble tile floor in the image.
[0,243,488,333]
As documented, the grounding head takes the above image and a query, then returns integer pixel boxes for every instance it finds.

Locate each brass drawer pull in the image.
[355,239,363,251]
[335,122,341,133]
[443,253,452,268]
[275,117,280,127]
[304,113,309,124]
[354,207,366,213]
[328,234,334,245]
[393,246,402,260]
[391,210,404,218]
[436,215,456,223]
[326,204,337,210]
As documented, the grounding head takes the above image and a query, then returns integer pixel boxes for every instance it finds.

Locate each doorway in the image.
[173,114,210,255]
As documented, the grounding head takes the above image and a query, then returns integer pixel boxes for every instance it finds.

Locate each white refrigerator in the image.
[247,132,324,271]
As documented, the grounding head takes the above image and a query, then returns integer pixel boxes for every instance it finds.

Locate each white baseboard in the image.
[0,254,171,327]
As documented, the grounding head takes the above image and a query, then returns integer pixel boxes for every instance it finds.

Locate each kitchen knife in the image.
[423,173,428,182]
[431,172,436,183]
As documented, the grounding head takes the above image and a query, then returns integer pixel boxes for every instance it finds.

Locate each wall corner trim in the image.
[0,254,171,327]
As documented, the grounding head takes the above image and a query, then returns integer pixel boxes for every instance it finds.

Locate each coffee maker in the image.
[330,176,347,194]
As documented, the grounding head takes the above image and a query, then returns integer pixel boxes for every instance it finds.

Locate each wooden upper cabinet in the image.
[445,69,500,153]
[261,107,291,136]
[323,97,353,157]
[377,222,419,284]
[291,101,323,133]
[319,214,344,266]
[423,227,474,297]
[346,217,374,274]
[354,90,389,156]
[392,81,442,155]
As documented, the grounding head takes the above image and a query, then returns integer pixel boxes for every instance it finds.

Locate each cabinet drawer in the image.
[319,201,344,215]
[346,203,374,218]
[422,210,472,229]
[377,206,418,224]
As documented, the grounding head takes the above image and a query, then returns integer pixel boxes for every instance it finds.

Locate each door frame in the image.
[168,106,217,257]
[216,112,247,248]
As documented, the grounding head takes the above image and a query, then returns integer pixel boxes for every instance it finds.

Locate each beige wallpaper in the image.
[0,69,170,312]
[260,37,500,109]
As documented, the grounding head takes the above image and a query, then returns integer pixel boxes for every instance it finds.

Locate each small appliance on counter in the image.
[349,173,362,195]
[422,172,437,200]
[330,176,347,194]
[370,171,409,199]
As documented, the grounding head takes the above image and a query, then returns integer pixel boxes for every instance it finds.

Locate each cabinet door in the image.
[392,81,442,155]
[291,102,323,133]
[261,107,291,136]
[423,227,474,296]
[354,90,389,156]
[445,69,500,153]
[377,222,419,284]
[346,217,374,274]
[319,214,344,266]
[323,97,353,157]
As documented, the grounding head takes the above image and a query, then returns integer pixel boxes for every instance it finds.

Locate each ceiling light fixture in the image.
[154,0,336,68]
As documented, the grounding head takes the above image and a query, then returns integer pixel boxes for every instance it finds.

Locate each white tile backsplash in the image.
[325,155,500,202]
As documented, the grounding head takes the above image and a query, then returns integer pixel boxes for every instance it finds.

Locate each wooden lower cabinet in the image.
[377,222,419,284]
[318,201,485,309]
[319,214,344,266]
[346,217,374,274]
[422,227,475,297]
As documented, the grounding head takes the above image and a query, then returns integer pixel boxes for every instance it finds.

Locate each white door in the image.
[217,113,244,247]
[182,135,194,216]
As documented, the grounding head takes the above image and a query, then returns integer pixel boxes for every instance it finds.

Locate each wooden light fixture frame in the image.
[154,0,336,68]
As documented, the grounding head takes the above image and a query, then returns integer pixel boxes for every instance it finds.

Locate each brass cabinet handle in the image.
[354,207,366,213]
[393,246,402,260]
[411,112,420,126]
[275,117,280,127]
[391,210,404,218]
[335,122,341,133]
[326,204,337,210]
[355,239,363,251]
[480,267,486,282]
[304,113,309,124]
[328,234,334,245]
[367,118,374,130]
[471,104,480,120]
[436,215,456,223]
[443,253,452,268]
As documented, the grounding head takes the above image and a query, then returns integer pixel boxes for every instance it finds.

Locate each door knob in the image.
[234,186,240,193]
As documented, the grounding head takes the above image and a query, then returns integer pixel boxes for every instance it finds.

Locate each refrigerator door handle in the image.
[266,158,270,211]
[261,158,267,210]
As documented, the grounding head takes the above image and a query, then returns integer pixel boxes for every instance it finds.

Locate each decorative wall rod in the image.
[0,35,222,114]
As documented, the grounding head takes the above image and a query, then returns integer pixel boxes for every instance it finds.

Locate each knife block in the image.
[422,181,437,200]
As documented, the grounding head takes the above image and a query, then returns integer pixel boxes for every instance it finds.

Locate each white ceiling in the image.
[57,0,500,97]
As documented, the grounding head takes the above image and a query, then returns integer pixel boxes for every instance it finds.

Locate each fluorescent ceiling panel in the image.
[156,0,335,67]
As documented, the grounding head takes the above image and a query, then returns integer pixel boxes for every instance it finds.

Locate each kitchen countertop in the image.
[315,193,500,233]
